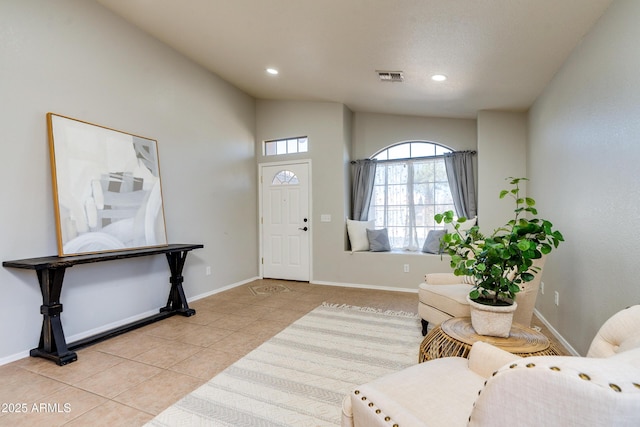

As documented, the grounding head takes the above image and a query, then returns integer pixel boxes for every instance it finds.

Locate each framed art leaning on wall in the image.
[47,113,168,256]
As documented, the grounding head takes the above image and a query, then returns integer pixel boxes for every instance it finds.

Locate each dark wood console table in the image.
[3,243,203,366]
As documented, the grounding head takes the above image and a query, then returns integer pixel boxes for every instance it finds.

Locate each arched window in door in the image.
[271,170,299,185]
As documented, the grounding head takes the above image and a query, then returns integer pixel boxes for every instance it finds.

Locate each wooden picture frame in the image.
[47,113,168,256]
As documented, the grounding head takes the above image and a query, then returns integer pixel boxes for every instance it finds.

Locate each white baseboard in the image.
[533,308,579,356]
[311,280,418,294]
[0,276,261,367]
[67,309,160,344]
[188,276,260,302]
[0,350,31,366]
[66,276,261,343]
[0,307,161,366]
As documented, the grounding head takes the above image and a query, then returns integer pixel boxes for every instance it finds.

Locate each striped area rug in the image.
[146,303,422,427]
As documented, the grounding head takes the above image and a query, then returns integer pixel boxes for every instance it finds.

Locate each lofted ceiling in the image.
[96,0,612,119]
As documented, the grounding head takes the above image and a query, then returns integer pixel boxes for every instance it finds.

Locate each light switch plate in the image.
[320,214,331,222]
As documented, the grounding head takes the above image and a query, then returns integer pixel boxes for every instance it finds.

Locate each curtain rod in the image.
[350,150,476,164]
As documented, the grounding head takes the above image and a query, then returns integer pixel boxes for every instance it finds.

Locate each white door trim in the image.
[258,159,312,281]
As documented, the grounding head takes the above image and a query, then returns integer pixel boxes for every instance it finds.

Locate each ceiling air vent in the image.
[377,70,404,82]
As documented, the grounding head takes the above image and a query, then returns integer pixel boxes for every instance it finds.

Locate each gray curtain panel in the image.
[351,159,377,220]
[444,151,477,219]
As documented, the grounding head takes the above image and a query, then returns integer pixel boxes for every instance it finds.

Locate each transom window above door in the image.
[264,136,308,156]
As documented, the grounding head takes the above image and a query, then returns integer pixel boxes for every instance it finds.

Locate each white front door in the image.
[261,162,310,281]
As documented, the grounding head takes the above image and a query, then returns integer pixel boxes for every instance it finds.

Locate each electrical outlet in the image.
[403,264,410,273]
[206,266,211,276]
[540,282,544,295]
[554,291,559,306]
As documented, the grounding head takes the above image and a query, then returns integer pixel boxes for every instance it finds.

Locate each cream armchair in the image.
[342,305,640,427]
[418,256,546,335]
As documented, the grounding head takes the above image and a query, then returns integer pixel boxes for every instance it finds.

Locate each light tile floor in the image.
[0,279,567,426]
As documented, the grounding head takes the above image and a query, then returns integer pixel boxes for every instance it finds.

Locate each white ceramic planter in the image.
[467,295,518,338]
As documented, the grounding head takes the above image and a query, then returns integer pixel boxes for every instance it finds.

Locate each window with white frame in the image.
[368,141,455,250]
[264,136,308,156]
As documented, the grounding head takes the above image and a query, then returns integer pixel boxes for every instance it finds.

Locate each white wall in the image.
[0,0,257,363]
[352,112,477,158]
[477,111,528,232]
[529,0,640,354]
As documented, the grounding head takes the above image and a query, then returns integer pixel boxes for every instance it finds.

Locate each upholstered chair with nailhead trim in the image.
[342,305,640,427]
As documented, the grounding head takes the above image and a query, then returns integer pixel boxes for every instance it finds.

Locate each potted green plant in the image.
[434,177,564,337]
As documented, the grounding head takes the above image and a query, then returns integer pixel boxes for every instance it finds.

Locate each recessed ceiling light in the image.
[266,68,279,75]
[431,74,447,82]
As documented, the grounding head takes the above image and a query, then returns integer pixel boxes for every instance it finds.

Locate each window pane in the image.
[276,139,287,154]
[413,183,428,205]
[435,144,450,156]
[386,163,408,184]
[413,205,428,227]
[424,205,438,228]
[435,182,453,204]
[413,160,435,183]
[387,227,403,248]
[387,184,408,205]
[287,139,297,153]
[415,225,429,245]
[373,151,388,160]
[434,161,448,181]
[265,141,276,156]
[298,137,308,152]
[411,142,434,158]
[374,164,386,181]
[387,144,410,159]
[371,186,385,205]
[388,206,408,226]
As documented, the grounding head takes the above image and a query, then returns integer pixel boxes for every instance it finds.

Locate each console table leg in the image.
[161,251,196,316]
[31,268,77,365]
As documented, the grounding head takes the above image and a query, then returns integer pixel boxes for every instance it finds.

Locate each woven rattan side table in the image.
[419,317,561,363]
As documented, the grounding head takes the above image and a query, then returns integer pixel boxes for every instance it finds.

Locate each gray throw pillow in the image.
[422,229,446,254]
[367,228,391,252]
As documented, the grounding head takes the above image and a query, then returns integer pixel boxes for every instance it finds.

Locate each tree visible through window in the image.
[368,141,455,250]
